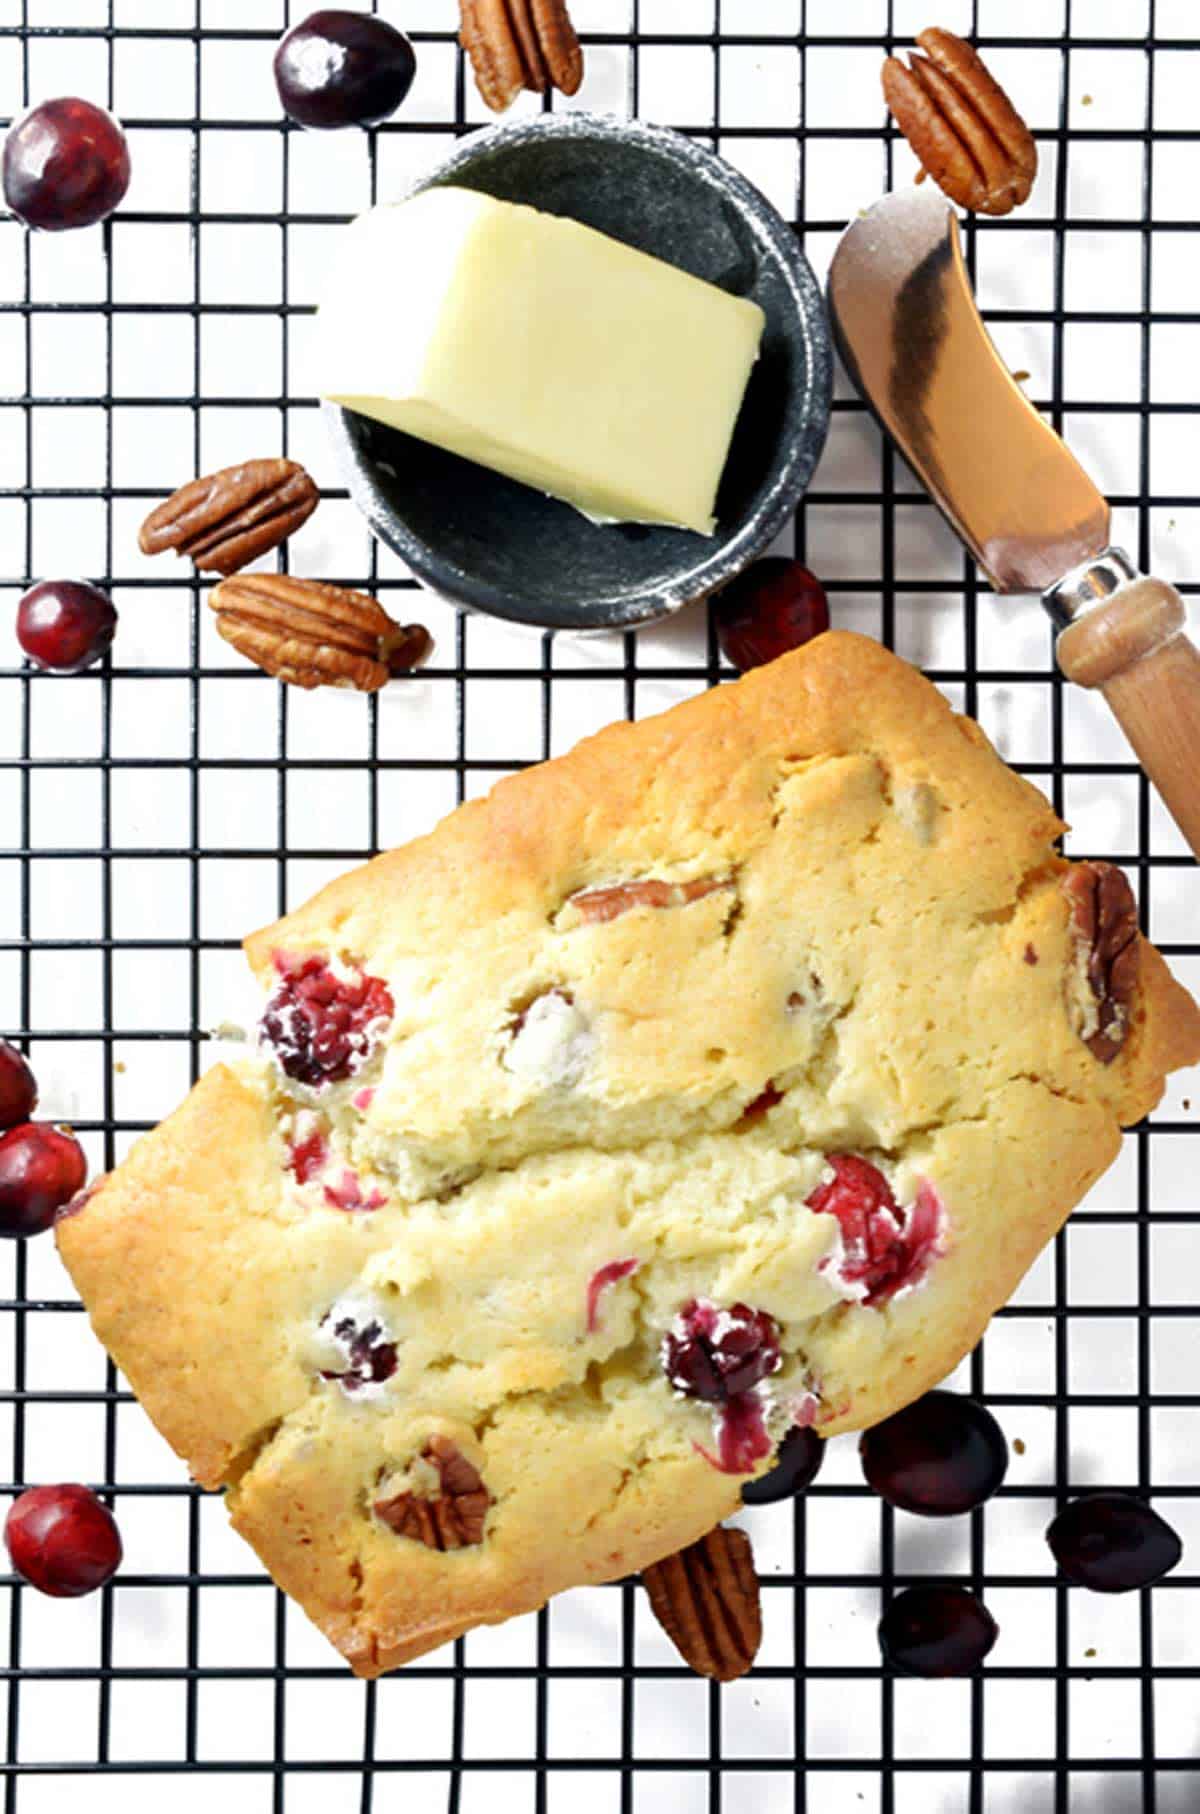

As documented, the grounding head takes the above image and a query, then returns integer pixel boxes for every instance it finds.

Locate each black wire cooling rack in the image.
[1,1,1198,1810]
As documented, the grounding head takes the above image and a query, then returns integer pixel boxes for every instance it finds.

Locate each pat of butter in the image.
[315,187,765,536]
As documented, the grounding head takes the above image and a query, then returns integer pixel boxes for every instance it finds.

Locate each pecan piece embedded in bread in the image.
[565,875,732,926]
[1063,861,1140,1064]
[375,1436,492,1549]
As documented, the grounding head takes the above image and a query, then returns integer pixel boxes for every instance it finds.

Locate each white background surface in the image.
[0,1,1198,1809]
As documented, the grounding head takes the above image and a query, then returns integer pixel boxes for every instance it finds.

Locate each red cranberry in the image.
[320,1310,397,1394]
[742,1425,825,1505]
[878,1585,997,1677]
[586,1258,639,1334]
[274,11,416,129]
[808,1156,943,1307]
[860,1391,1008,1518]
[0,1042,37,1130]
[6,1485,121,1597]
[713,558,830,671]
[739,1082,783,1125]
[289,1125,328,1184]
[662,1299,782,1404]
[670,1305,785,1477]
[1047,1493,1181,1593]
[0,1124,87,1238]
[16,580,117,673]
[322,1168,386,1212]
[261,953,393,1088]
[3,98,130,231]
[697,1390,773,1475]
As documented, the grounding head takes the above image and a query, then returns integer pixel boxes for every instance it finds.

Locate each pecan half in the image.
[883,28,1038,216]
[642,1526,761,1682]
[459,0,582,113]
[138,460,319,577]
[375,1436,492,1550]
[210,573,432,693]
[1063,861,1140,1065]
[566,876,731,926]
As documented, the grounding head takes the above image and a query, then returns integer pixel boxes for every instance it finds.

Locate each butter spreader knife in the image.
[828,187,1200,861]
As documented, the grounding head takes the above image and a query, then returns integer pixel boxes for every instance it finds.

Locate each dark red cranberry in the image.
[0,1124,87,1238]
[274,10,416,129]
[860,1390,1008,1518]
[662,1299,782,1404]
[713,558,830,671]
[16,580,117,674]
[699,1390,773,1475]
[1047,1493,1182,1593]
[878,1585,997,1677]
[320,1311,397,1393]
[3,98,130,231]
[808,1156,943,1307]
[261,953,393,1088]
[6,1484,121,1597]
[742,1425,825,1505]
[0,1043,37,1131]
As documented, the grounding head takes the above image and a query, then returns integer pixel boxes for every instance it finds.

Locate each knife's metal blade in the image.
[827,189,1110,595]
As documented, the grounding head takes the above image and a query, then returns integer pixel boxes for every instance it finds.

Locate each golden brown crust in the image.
[56,1067,299,1490]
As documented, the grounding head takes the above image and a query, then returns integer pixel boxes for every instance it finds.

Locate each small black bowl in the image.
[325,112,832,631]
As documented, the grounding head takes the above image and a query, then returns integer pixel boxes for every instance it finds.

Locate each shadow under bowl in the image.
[326,111,832,632]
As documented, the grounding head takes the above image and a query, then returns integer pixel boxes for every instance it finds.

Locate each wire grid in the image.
[0,0,1198,1809]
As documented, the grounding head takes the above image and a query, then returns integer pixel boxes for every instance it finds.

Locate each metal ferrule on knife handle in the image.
[1044,548,1139,632]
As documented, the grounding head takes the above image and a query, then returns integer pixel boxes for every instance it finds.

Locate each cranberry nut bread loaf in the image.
[57,632,1200,1676]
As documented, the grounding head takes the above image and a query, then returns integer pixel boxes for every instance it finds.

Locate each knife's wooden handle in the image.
[1057,575,1200,860]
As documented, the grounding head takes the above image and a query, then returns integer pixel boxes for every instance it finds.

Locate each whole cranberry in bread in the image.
[56,633,1200,1677]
